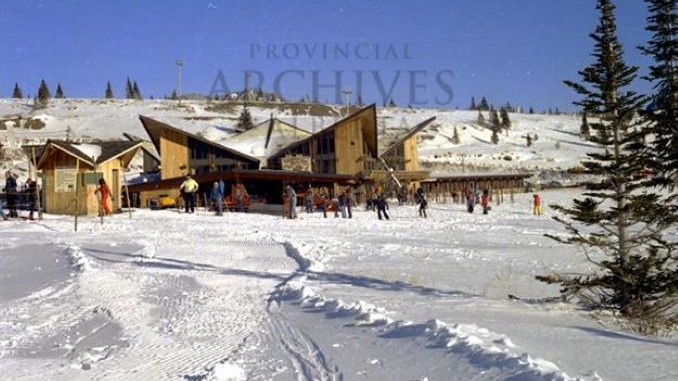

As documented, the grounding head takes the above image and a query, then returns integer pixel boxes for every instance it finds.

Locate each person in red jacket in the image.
[96,178,112,216]
[481,189,490,215]
[533,193,542,216]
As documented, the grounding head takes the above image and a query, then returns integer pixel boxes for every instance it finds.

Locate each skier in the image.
[179,175,198,213]
[96,178,112,216]
[376,194,389,220]
[533,193,542,216]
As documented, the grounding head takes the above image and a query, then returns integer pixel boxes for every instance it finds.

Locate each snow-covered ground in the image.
[1,189,675,381]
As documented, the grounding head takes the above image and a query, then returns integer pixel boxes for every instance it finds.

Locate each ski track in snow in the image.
[0,197,673,380]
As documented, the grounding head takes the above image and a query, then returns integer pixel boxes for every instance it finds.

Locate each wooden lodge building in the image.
[123,104,531,211]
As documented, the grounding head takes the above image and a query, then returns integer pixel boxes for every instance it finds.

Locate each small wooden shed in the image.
[36,140,144,215]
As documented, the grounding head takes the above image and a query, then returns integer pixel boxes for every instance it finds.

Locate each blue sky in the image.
[0,0,654,111]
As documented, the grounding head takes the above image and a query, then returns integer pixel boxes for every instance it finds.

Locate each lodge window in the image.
[316,134,334,155]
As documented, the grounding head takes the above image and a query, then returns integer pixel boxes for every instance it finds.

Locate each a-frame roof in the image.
[269,104,378,160]
[123,132,161,162]
[224,117,312,159]
[36,140,144,169]
[138,115,260,164]
[380,116,437,157]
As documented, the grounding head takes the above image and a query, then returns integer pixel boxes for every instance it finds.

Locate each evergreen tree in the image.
[452,126,461,144]
[470,96,477,110]
[489,109,501,144]
[170,89,178,100]
[477,110,485,125]
[37,79,51,106]
[541,0,675,333]
[639,0,678,191]
[528,107,535,114]
[490,128,499,144]
[489,108,501,131]
[388,99,397,107]
[12,83,23,98]
[237,107,254,130]
[132,81,142,100]
[479,96,489,110]
[105,81,114,99]
[580,112,591,138]
[125,77,133,99]
[55,83,64,99]
[500,107,512,129]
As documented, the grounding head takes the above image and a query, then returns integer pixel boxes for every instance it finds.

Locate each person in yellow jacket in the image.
[533,193,542,216]
[180,175,199,213]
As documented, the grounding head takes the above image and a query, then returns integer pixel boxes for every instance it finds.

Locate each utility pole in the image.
[244,71,251,109]
[342,88,352,117]
[175,59,184,103]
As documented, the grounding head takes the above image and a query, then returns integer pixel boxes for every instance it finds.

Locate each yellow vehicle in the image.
[150,194,177,210]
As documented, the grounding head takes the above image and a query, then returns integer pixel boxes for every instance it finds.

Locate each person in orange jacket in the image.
[481,189,490,215]
[533,193,542,216]
[96,178,112,216]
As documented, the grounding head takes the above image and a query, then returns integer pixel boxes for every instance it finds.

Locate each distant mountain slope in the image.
[0,99,588,179]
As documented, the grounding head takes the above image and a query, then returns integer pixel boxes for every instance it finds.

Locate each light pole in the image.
[342,88,352,117]
[175,59,184,103]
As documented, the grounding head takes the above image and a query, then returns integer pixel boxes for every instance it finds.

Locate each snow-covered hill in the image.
[0,98,588,179]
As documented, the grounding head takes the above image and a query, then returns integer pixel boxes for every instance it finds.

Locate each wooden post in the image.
[74,160,79,232]
[31,147,43,220]
[123,168,132,219]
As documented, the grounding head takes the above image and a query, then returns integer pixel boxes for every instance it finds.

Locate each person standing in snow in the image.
[305,188,314,213]
[96,178,112,216]
[319,189,328,218]
[210,182,223,216]
[418,194,428,218]
[332,196,340,218]
[180,175,198,213]
[376,194,389,220]
[285,185,297,219]
[25,178,38,220]
[465,188,475,213]
[4,171,18,218]
[481,189,490,215]
[0,195,8,220]
[345,187,353,219]
[532,193,542,216]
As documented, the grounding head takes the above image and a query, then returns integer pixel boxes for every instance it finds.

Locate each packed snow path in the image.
[0,219,301,380]
[1,192,676,381]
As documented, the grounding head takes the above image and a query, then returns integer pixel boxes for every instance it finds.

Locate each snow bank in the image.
[274,278,596,381]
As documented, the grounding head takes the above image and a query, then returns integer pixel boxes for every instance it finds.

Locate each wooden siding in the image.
[403,136,419,172]
[159,129,189,179]
[334,119,365,175]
